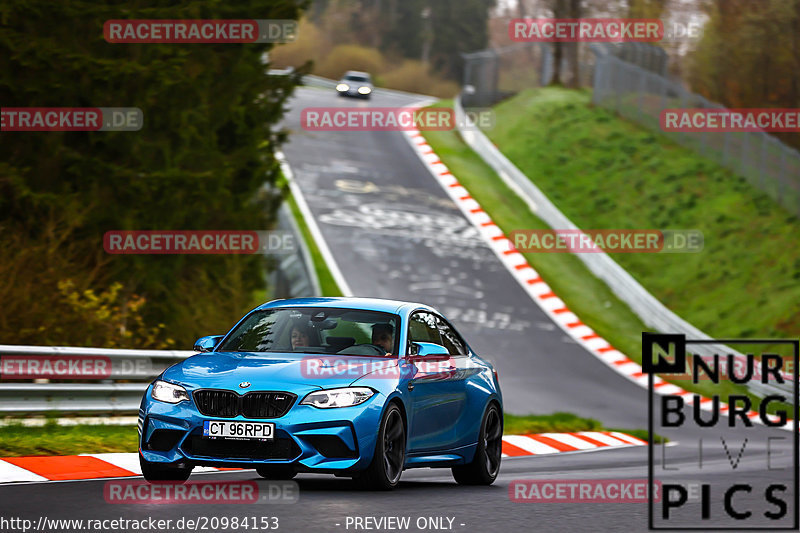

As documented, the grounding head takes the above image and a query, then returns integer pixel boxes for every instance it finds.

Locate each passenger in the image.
[290,324,311,350]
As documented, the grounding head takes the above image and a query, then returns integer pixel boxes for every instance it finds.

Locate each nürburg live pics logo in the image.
[643,332,799,530]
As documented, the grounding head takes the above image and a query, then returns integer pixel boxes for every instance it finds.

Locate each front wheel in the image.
[452,403,502,485]
[139,454,192,483]
[354,403,405,490]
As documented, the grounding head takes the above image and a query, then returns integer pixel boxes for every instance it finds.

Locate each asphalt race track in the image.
[0,87,795,532]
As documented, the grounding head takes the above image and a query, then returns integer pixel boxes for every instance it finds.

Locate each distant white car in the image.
[336,71,373,99]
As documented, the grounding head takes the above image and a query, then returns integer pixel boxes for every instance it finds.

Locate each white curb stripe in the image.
[576,431,631,447]
[539,433,598,450]
[83,453,141,475]
[0,460,48,483]
[502,435,561,455]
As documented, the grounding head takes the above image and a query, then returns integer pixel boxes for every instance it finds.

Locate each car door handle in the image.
[407,382,414,391]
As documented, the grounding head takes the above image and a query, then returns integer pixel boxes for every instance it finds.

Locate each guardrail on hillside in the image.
[592,53,800,218]
[451,95,792,400]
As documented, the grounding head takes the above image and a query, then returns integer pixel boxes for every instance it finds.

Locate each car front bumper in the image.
[337,88,370,98]
[139,388,386,474]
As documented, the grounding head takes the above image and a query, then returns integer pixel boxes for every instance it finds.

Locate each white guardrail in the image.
[0,345,194,415]
[453,96,793,399]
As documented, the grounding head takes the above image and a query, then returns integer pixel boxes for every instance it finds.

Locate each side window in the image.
[435,315,467,355]
[407,312,442,348]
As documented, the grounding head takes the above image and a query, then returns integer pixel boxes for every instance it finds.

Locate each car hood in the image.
[162,351,399,391]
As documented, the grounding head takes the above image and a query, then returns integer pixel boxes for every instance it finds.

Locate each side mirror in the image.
[410,342,449,357]
[194,335,223,353]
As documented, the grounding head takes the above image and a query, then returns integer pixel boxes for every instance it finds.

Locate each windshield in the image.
[344,75,369,83]
[217,307,400,356]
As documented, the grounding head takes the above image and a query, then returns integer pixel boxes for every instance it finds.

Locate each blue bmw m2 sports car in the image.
[139,297,502,489]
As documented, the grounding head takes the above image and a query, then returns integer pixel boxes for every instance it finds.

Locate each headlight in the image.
[358,86,372,94]
[336,83,349,92]
[300,387,374,408]
[151,380,190,404]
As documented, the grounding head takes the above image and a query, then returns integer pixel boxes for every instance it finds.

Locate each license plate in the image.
[202,420,274,440]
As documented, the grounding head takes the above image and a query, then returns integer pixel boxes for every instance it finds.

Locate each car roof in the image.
[255,296,430,315]
[343,70,370,77]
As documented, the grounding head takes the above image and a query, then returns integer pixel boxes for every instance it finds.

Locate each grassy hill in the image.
[485,88,800,351]
[423,88,798,411]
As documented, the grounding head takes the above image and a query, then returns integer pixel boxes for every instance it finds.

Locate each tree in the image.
[428,0,497,81]
[688,0,800,147]
[0,0,307,346]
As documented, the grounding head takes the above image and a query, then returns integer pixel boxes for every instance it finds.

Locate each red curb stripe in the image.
[469,207,483,214]
[566,320,585,328]
[501,441,535,457]
[526,435,579,452]
[526,277,543,285]
[448,182,461,187]
[492,235,506,241]
[459,195,471,201]
[597,346,617,353]
[552,308,571,314]
[515,264,532,271]
[568,433,609,447]
[538,291,557,299]
[481,221,496,227]
[581,333,601,341]
[3,456,135,481]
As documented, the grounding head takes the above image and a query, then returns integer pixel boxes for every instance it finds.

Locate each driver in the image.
[371,323,394,355]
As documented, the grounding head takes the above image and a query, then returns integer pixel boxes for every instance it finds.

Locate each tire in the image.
[354,403,405,490]
[256,465,297,480]
[139,454,192,483]
[452,403,502,485]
